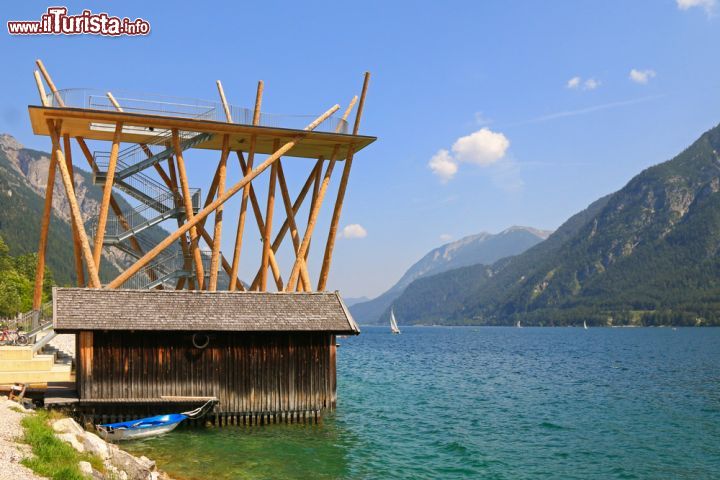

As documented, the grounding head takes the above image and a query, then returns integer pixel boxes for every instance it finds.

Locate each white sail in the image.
[390,308,401,334]
[583,320,588,330]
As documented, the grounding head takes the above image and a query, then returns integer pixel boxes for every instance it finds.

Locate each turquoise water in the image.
[124,327,720,479]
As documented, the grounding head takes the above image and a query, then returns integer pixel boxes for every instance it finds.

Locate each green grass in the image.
[20,409,105,480]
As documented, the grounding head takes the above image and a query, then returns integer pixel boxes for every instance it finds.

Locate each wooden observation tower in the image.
[26,60,373,423]
[28,60,374,299]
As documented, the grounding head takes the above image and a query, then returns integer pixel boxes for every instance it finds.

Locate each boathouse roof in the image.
[53,288,360,334]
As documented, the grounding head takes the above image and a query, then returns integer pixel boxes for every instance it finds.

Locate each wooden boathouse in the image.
[53,288,358,425]
[23,59,374,423]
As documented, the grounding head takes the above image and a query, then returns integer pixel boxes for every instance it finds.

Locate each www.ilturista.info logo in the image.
[7,7,150,36]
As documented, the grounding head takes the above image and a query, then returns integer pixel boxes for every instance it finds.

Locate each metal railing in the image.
[45,88,349,133]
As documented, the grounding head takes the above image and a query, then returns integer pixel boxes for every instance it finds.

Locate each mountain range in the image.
[0,133,174,286]
[390,122,720,327]
[350,226,550,324]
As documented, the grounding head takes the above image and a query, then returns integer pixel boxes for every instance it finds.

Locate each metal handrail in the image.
[44,88,350,133]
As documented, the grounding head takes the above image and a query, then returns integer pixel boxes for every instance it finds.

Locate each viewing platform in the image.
[28,88,375,160]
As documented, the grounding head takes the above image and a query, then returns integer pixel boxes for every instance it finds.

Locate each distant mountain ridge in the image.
[392,122,720,326]
[0,133,175,285]
[350,226,551,324]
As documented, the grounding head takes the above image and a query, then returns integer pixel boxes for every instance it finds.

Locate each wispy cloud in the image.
[629,68,656,84]
[676,0,716,14]
[439,233,453,242]
[566,76,601,91]
[507,94,666,126]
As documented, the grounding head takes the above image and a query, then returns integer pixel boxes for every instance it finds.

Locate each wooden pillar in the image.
[79,332,93,398]
[33,71,49,107]
[63,134,85,286]
[318,73,370,290]
[172,129,205,289]
[167,157,194,290]
[260,141,279,291]
[229,81,263,291]
[107,104,339,289]
[209,135,230,291]
[32,122,59,309]
[249,160,322,290]
[276,162,311,291]
[47,121,101,288]
[92,122,123,270]
[286,146,340,291]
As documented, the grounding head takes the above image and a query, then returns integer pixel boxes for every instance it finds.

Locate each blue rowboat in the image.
[95,399,216,441]
[97,413,187,441]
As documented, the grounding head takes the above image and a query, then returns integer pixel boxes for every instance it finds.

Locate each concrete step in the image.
[0,355,55,372]
[0,365,73,384]
[0,346,34,361]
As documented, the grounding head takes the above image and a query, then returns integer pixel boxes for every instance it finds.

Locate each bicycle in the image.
[0,326,29,345]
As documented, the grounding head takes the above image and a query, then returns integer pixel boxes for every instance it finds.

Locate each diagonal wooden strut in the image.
[63,134,85,287]
[286,146,340,291]
[92,122,123,271]
[172,129,205,289]
[107,104,340,289]
[318,73,371,290]
[209,135,230,291]
[32,121,59,309]
[248,159,322,290]
[229,81,263,291]
[47,120,101,288]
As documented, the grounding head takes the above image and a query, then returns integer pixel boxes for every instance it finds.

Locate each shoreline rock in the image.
[51,416,171,480]
[1,395,171,480]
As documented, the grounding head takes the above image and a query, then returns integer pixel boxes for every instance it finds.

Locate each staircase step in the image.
[0,346,34,361]
[0,364,73,384]
[0,355,55,372]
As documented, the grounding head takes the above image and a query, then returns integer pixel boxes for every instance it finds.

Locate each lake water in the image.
[124,326,720,479]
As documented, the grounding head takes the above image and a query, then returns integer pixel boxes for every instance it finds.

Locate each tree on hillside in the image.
[0,235,53,318]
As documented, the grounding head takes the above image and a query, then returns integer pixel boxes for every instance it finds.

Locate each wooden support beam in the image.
[229,81,263,291]
[33,71,49,107]
[36,59,64,107]
[32,122,59,309]
[276,162,311,291]
[107,104,339,289]
[216,80,232,123]
[75,137,149,266]
[236,152,284,290]
[63,134,85,287]
[260,142,279,291]
[286,145,340,291]
[47,121,101,288]
[172,129,205,289]
[249,159,321,290]
[92,122,123,270]
[160,148,244,291]
[318,73,371,290]
[167,157,193,290]
[209,135,230,291]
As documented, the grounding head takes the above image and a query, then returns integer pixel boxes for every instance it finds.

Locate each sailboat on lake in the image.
[583,320,588,330]
[390,308,401,334]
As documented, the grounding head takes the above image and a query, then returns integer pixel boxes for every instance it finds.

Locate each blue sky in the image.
[2,1,720,298]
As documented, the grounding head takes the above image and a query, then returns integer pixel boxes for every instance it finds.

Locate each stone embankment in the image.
[1,396,172,480]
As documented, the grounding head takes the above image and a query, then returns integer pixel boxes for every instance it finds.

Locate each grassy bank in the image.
[21,409,104,480]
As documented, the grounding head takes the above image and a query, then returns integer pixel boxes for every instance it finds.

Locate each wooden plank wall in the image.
[77,331,335,421]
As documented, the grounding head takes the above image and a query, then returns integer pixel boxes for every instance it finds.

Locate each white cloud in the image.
[676,0,716,12]
[567,76,600,91]
[439,233,453,242]
[451,128,510,166]
[566,76,581,89]
[583,78,601,90]
[428,149,458,182]
[339,224,367,239]
[629,68,656,84]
